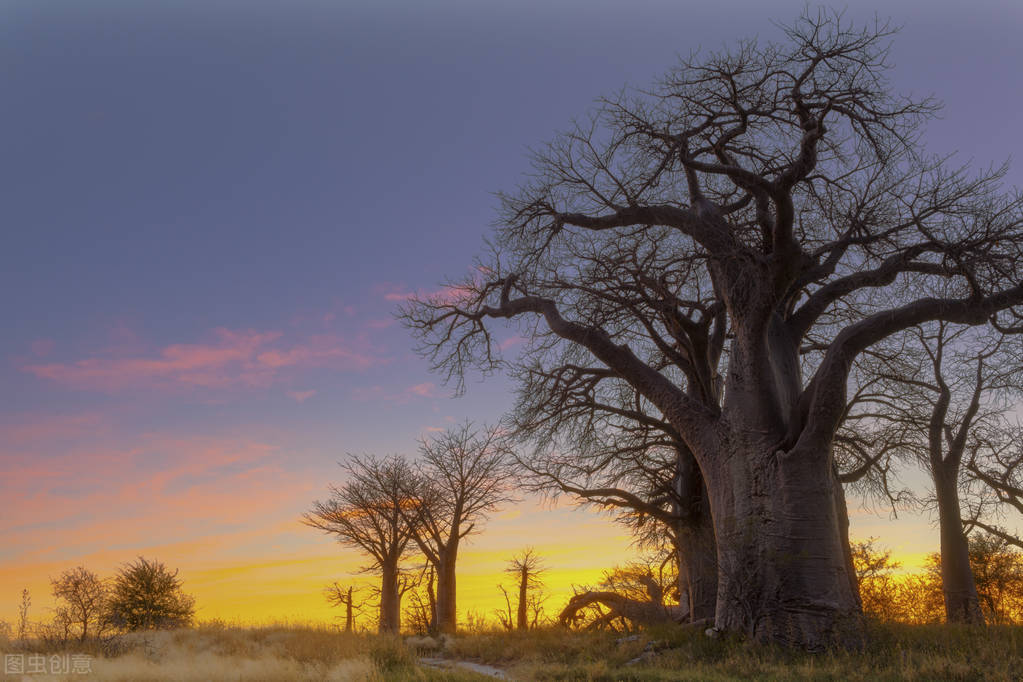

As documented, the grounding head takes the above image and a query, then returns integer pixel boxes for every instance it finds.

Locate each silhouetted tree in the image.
[510,548,544,630]
[304,455,416,633]
[51,566,107,642]
[495,549,547,631]
[324,582,363,633]
[401,422,515,634]
[404,8,1023,647]
[105,557,194,631]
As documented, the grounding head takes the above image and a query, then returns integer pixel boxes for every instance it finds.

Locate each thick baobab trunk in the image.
[435,552,458,634]
[704,433,863,649]
[674,448,717,621]
[379,564,401,634]
[934,470,985,624]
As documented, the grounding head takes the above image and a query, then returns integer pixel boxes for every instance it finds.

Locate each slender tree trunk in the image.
[934,469,985,624]
[345,587,354,633]
[379,563,401,634]
[425,568,437,633]
[516,565,529,630]
[435,551,458,634]
[704,431,863,649]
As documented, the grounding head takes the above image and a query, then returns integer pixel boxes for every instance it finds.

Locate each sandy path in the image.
[419,656,509,679]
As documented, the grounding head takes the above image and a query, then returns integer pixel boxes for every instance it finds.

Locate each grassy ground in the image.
[2,621,1021,681]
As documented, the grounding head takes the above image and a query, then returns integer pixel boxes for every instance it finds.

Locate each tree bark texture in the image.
[675,447,718,622]
[435,551,458,634]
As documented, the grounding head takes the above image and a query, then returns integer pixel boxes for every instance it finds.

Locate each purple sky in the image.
[3,0,1022,622]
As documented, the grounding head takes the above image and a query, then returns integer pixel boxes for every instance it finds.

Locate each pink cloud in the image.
[0,431,298,546]
[499,335,525,351]
[22,327,383,393]
[30,339,55,357]
[408,382,438,397]
[286,389,317,403]
[0,413,106,448]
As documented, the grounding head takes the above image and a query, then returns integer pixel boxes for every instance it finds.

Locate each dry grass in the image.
[1,622,483,681]
[2,621,1021,681]
[443,622,1023,681]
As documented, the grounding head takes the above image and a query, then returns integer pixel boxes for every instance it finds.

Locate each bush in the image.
[105,557,195,631]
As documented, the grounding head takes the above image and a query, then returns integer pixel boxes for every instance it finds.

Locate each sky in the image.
[2,0,1023,627]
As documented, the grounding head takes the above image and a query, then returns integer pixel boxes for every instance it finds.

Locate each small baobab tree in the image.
[304,455,416,633]
[495,548,547,631]
[401,422,515,634]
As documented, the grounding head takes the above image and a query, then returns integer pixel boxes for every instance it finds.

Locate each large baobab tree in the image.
[508,356,717,623]
[304,455,416,633]
[404,10,1023,647]
[401,422,514,634]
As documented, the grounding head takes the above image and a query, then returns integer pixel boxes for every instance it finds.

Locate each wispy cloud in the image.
[350,381,446,404]
[377,282,476,305]
[22,327,384,393]
[285,389,317,403]
[0,430,311,562]
[407,382,439,398]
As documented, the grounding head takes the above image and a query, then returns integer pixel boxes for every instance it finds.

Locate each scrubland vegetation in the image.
[3,619,1023,681]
